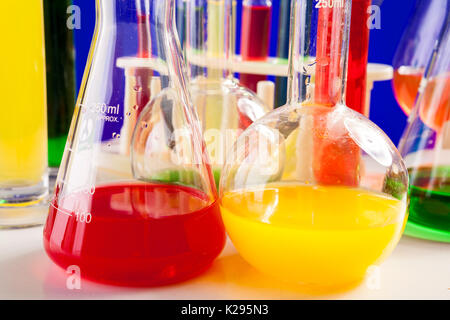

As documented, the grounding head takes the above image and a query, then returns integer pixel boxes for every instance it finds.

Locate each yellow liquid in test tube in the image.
[221,184,407,289]
[0,1,47,186]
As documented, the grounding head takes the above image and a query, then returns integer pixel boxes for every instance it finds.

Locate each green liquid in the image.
[407,166,450,241]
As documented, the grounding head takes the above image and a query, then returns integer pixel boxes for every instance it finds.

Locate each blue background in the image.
[72,0,416,145]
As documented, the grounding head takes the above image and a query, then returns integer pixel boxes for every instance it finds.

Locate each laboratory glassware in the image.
[220,0,409,291]
[239,0,273,92]
[182,0,270,186]
[346,0,371,116]
[393,0,448,115]
[0,1,49,228]
[44,0,76,176]
[399,14,450,243]
[274,0,292,108]
[44,0,226,286]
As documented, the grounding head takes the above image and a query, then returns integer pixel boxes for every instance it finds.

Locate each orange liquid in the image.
[419,74,450,132]
[393,67,424,114]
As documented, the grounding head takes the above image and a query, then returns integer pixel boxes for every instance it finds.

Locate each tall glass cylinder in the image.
[0,1,49,228]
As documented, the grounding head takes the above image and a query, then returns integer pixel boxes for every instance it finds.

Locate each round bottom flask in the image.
[220,104,409,289]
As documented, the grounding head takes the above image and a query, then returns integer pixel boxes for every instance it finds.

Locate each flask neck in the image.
[286,0,351,107]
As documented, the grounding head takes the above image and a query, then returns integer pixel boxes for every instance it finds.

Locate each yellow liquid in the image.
[221,184,407,289]
[0,1,47,186]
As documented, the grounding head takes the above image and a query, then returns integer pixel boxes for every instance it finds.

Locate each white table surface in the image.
[0,226,449,300]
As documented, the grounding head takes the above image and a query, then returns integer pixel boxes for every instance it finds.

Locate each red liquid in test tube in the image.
[240,1,272,93]
[346,0,371,115]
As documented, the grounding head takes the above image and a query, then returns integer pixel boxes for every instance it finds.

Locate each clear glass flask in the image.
[44,0,226,286]
[399,14,450,243]
[0,1,49,228]
[392,0,448,115]
[220,0,409,291]
[183,0,270,186]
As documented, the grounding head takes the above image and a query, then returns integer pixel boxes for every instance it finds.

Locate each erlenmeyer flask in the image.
[399,14,450,243]
[392,0,448,115]
[44,0,226,286]
[220,0,409,291]
[178,0,270,186]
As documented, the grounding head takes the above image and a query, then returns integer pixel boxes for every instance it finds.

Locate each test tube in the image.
[239,0,272,93]
[0,1,49,227]
[346,0,372,116]
[274,0,291,108]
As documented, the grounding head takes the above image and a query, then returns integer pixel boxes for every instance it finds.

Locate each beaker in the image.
[0,1,49,228]
[44,0,76,178]
[393,0,448,115]
[220,0,409,291]
[239,0,273,92]
[44,0,226,286]
[182,0,270,186]
[399,14,450,243]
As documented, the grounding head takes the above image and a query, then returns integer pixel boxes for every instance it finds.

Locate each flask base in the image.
[404,220,450,243]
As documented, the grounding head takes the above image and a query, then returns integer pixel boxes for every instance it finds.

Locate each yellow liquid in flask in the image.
[0,1,47,186]
[221,184,407,289]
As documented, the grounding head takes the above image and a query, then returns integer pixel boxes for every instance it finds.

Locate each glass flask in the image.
[0,1,49,228]
[399,15,450,243]
[392,0,448,115]
[239,0,273,93]
[220,0,409,291]
[44,0,226,286]
[44,0,76,177]
[181,0,270,186]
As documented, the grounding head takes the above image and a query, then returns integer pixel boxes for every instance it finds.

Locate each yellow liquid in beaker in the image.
[221,184,406,289]
[0,1,47,186]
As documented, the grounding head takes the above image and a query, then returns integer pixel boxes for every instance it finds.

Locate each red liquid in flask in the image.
[240,4,272,92]
[44,184,226,286]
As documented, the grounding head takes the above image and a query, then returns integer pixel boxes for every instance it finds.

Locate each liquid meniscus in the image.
[221,184,407,289]
[44,183,226,286]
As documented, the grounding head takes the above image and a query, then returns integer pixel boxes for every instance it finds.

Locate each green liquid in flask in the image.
[406,166,450,242]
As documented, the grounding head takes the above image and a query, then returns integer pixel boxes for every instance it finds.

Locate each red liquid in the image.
[43,184,226,286]
[315,5,345,106]
[240,5,272,92]
[346,0,371,116]
[314,6,360,186]
[392,67,424,115]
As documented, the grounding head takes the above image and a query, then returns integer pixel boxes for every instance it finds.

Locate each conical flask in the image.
[399,14,450,243]
[44,0,226,287]
[220,0,409,291]
[180,0,270,185]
